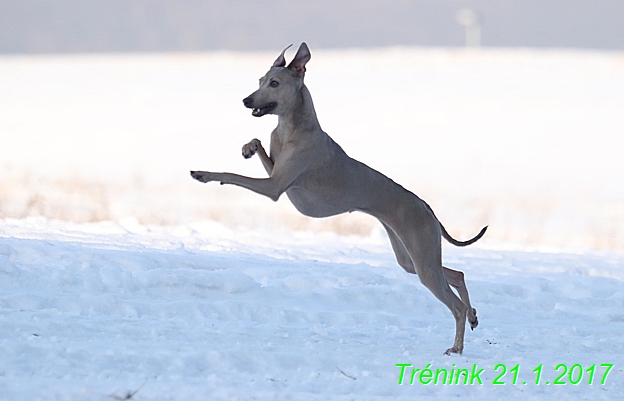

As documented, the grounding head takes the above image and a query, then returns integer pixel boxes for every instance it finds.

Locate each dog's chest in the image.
[285,169,353,218]
[285,188,351,218]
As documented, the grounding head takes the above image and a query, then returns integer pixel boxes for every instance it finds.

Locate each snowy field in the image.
[1,47,624,250]
[0,47,623,399]
[0,217,623,400]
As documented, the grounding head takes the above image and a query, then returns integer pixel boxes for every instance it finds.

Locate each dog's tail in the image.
[440,223,488,247]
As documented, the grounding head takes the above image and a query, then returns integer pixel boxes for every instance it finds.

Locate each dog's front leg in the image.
[192,146,306,201]
[242,138,273,175]
[191,171,285,202]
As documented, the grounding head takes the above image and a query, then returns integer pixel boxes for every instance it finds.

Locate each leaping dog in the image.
[191,43,487,355]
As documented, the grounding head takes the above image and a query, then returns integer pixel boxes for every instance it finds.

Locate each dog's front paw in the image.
[190,170,214,183]
[242,138,261,159]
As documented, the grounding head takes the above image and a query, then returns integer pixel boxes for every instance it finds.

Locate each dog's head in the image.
[242,42,311,117]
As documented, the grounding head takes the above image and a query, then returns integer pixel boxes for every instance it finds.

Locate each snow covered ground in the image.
[0,217,623,400]
[0,47,623,399]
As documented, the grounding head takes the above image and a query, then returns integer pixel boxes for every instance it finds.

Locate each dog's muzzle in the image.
[243,96,277,117]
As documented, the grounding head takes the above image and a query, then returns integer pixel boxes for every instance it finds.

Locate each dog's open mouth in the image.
[251,102,277,117]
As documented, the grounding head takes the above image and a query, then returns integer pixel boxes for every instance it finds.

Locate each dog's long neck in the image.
[277,84,322,141]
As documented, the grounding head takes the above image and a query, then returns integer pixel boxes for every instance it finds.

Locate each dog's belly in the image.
[285,187,352,218]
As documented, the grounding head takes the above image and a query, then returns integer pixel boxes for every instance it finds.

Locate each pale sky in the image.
[1,0,623,54]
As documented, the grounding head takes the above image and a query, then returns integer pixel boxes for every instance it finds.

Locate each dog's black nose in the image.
[243,96,253,108]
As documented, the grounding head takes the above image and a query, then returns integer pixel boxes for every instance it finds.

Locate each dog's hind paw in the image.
[469,308,479,331]
[444,347,463,356]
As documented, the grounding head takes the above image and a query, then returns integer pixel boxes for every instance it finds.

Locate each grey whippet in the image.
[191,43,487,355]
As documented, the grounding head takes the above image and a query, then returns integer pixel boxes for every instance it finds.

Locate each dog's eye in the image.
[270,80,279,88]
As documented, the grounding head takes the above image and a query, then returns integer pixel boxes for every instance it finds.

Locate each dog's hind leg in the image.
[382,222,416,274]
[382,222,477,329]
[442,266,478,330]
[383,216,469,355]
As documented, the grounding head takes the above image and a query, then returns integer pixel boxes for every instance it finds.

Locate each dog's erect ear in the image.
[272,44,293,68]
[287,42,311,77]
